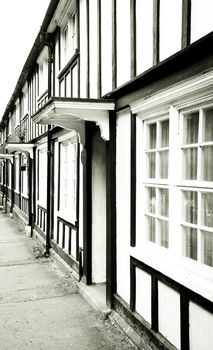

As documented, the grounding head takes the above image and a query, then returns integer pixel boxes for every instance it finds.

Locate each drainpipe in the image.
[44,33,53,257]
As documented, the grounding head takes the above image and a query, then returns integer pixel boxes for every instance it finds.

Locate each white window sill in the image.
[57,210,76,226]
[131,242,213,302]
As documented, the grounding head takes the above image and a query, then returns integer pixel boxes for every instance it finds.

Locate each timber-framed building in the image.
[0,1,213,349]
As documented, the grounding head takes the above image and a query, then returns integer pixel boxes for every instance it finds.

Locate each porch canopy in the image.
[32,97,115,145]
[0,154,14,163]
[5,144,34,159]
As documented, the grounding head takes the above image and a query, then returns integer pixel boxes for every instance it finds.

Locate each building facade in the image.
[0,1,213,349]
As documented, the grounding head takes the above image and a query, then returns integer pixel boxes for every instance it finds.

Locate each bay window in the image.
[142,105,213,268]
[144,118,169,248]
[59,134,78,223]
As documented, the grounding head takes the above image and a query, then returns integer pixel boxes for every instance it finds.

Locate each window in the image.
[144,118,169,248]
[15,156,20,192]
[21,155,28,197]
[37,148,47,207]
[181,108,213,267]
[61,12,77,66]
[59,136,78,222]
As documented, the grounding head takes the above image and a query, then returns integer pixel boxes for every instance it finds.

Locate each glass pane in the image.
[191,0,213,43]
[159,150,168,179]
[183,227,197,260]
[147,152,156,178]
[204,109,213,142]
[147,216,156,242]
[183,148,197,180]
[161,120,169,147]
[202,231,213,267]
[202,193,213,227]
[159,188,169,217]
[184,112,199,144]
[183,191,197,224]
[147,187,156,213]
[203,146,213,181]
[148,124,156,149]
[159,219,168,248]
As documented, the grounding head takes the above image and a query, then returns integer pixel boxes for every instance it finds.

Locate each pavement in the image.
[0,211,136,350]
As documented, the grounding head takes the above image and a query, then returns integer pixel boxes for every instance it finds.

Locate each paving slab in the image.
[0,212,136,350]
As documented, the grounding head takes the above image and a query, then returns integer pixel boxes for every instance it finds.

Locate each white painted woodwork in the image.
[116,109,131,303]
[80,0,87,98]
[89,0,98,98]
[91,129,106,283]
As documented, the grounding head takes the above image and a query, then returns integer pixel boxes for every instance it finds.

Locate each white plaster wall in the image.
[135,268,152,324]
[116,0,130,87]
[136,0,153,75]
[116,110,131,303]
[101,0,112,96]
[159,0,182,61]
[91,130,106,283]
[189,302,213,350]
[79,143,84,249]
[158,282,180,350]
[89,0,98,98]
[80,0,87,98]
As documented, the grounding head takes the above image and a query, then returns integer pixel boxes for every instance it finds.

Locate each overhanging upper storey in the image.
[32,98,115,145]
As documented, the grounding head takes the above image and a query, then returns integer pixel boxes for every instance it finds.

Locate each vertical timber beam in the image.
[182,0,191,48]
[153,0,160,65]
[130,0,136,78]
[83,121,92,285]
[106,111,117,307]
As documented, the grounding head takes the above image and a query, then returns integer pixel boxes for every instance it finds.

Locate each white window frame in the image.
[37,46,48,98]
[58,131,78,224]
[37,144,47,208]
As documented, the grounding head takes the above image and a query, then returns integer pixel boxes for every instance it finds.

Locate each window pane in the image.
[202,231,213,267]
[147,187,156,213]
[202,193,213,227]
[147,216,156,242]
[147,152,156,178]
[148,124,156,149]
[161,120,169,147]
[159,188,169,217]
[183,227,197,260]
[202,146,213,181]
[183,191,197,224]
[184,112,199,144]
[204,109,213,142]
[183,148,198,180]
[191,0,213,43]
[159,150,168,179]
[159,219,168,248]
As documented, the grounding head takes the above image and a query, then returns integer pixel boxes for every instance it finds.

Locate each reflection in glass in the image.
[202,192,213,227]
[204,109,213,142]
[202,230,213,267]
[183,227,197,260]
[159,219,168,248]
[147,187,156,213]
[147,216,156,242]
[147,152,156,178]
[159,188,169,217]
[183,148,197,180]
[161,119,169,147]
[160,150,168,179]
[148,123,156,149]
[203,146,213,181]
[183,191,197,224]
[184,112,199,144]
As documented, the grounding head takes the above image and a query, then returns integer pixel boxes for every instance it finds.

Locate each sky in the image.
[0,0,51,117]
